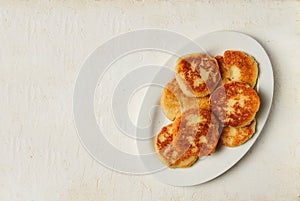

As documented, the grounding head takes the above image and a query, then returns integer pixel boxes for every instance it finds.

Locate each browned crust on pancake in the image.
[160,78,210,121]
[173,109,220,157]
[216,50,258,88]
[197,114,220,156]
[155,108,220,168]
[175,53,221,97]
[155,124,174,151]
[210,82,260,127]
[220,119,256,147]
[155,123,198,168]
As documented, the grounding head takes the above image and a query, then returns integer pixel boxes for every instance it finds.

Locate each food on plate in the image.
[172,109,220,157]
[155,123,198,168]
[156,50,260,168]
[210,82,260,127]
[215,50,258,88]
[160,78,210,121]
[175,53,221,97]
[155,109,219,168]
[220,119,256,147]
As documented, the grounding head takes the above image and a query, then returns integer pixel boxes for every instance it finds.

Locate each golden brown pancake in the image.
[210,82,260,127]
[160,78,210,121]
[172,109,220,157]
[220,119,256,147]
[155,108,220,168]
[175,53,221,97]
[155,123,198,168]
[216,50,258,88]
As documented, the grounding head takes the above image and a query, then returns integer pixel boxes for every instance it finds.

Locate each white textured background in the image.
[0,1,300,200]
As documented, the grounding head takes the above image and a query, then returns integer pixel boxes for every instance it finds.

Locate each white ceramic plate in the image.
[136,31,274,186]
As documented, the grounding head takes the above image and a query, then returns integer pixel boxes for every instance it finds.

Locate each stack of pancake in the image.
[155,50,260,168]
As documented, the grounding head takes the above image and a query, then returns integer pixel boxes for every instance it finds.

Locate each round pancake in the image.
[210,82,260,127]
[155,108,220,168]
[175,53,221,97]
[173,108,220,157]
[220,119,256,147]
[155,123,198,168]
[216,50,258,88]
[160,78,210,121]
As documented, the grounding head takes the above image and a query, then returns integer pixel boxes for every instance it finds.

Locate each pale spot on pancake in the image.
[171,151,178,158]
[159,135,165,142]
[186,136,194,144]
[238,95,248,107]
[190,61,196,71]
[199,136,207,143]
[162,145,171,156]
[193,78,203,87]
[186,114,200,126]
[191,147,198,152]
[227,65,241,81]
[227,99,236,113]
[200,67,209,81]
